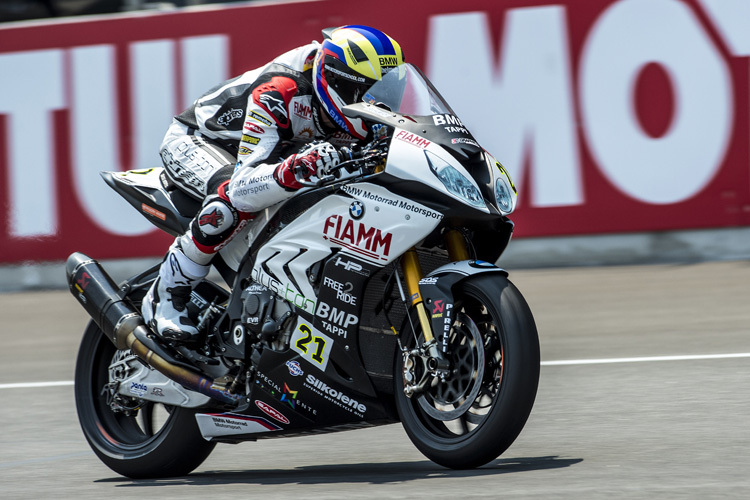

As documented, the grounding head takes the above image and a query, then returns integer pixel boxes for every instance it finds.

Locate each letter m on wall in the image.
[426,9,583,208]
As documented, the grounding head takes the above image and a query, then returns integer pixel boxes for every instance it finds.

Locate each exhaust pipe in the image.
[66,252,239,406]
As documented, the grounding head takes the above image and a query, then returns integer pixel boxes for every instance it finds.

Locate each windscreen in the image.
[362,63,456,117]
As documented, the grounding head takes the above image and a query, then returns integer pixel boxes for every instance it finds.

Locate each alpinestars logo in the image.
[257,92,288,126]
[167,252,195,286]
[217,108,243,126]
[199,208,223,228]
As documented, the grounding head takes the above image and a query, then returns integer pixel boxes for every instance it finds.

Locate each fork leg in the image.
[401,248,434,343]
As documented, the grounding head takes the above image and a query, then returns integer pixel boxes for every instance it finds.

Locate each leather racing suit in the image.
[161,41,357,264]
[143,42,357,340]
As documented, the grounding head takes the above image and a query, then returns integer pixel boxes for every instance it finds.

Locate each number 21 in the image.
[295,325,327,365]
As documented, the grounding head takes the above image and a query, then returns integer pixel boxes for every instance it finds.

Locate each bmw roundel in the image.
[349,201,365,219]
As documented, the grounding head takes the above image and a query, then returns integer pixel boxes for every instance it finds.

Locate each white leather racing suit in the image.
[159,42,357,263]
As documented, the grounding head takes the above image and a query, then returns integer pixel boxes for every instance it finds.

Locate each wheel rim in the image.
[84,330,177,452]
[405,293,505,438]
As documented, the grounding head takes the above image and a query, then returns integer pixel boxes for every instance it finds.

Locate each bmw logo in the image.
[349,201,365,219]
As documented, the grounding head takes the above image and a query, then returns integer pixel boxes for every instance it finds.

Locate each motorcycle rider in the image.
[141,25,405,342]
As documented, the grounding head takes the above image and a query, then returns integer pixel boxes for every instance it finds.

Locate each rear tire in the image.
[74,320,216,478]
[395,274,540,469]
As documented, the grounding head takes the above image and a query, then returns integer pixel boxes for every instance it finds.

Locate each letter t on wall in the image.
[0,49,64,237]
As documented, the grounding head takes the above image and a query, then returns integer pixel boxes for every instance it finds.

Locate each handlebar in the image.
[294,138,389,189]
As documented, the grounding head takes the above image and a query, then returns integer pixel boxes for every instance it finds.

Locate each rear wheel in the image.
[395,274,540,469]
[74,320,216,478]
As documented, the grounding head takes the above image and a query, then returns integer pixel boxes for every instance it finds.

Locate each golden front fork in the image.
[401,249,433,342]
[445,229,469,261]
[400,230,469,344]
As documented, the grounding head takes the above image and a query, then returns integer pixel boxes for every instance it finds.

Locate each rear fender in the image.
[417,260,508,353]
[101,168,198,237]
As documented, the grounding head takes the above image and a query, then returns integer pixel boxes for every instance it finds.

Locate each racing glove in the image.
[274,142,341,190]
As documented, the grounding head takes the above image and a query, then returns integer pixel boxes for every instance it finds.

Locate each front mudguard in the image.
[417,260,508,353]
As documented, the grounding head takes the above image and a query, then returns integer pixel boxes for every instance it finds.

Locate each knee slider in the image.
[192,196,239,244]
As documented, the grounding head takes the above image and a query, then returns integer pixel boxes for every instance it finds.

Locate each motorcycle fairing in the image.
[204,262,511,440]
[195,412,282,441]
[418,260,509,354]
[203,245,399,439]
[254,341,393,422]
[344,101,484,162]
[383,128,490,215]
[250,182,443,318]
[249,252,386,397]
[197,324,397,441]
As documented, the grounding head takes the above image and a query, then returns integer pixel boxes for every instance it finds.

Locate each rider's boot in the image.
[141,240,209,341]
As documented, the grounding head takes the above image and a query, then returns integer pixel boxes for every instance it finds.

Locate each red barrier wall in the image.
[1,0,749,263]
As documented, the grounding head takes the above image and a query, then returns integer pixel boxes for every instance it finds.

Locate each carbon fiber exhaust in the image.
[66,252,239,406]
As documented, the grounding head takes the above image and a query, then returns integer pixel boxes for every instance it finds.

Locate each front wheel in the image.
[74,320,216,478]
[395,274,540,469]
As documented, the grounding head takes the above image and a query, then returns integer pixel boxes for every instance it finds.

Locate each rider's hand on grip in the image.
[298,142,341,176]
[274,142,341,190]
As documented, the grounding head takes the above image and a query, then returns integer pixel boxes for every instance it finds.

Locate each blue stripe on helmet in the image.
[344,25,396,55]
[322,39,347,62]
[314,75,350,132]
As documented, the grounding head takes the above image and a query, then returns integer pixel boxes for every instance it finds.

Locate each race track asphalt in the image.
[2,260,750,499]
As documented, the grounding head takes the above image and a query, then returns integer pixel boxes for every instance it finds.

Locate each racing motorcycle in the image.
[67,63,540,479]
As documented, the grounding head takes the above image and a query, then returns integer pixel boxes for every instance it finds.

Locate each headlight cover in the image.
[494,177,514,213]
[424,150,485,209]
[486,153,517,215]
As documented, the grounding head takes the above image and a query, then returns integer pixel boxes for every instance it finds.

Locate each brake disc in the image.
[417,312,485,421]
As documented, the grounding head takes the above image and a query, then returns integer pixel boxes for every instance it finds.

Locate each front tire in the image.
[395,274,540,469]
[74,320,216,478]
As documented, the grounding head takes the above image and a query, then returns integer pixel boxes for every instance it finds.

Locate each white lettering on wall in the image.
[132,39,177,178]
[2,35,228,238]
[427,1,738,207]
[70,44,149,236]
[427,8,582,207]
[698,0,750,55]
[0,49,64,237]
[181,35,229,109]
[580,0,732,204]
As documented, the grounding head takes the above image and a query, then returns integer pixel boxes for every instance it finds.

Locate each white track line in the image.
[0,380,74,389]
[2,352,749,390]
[541,352,750,366]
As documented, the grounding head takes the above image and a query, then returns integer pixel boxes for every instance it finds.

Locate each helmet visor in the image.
[323,56,378,106]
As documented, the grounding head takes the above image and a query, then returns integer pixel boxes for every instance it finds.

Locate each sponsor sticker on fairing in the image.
[255,400,290,424]
[286,360,304,376]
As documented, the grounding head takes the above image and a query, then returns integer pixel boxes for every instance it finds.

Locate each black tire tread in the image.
[74,320,216,478]
[395,274,540,469]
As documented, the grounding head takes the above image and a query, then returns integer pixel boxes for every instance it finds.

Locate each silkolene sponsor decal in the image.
[304,373,367,416]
